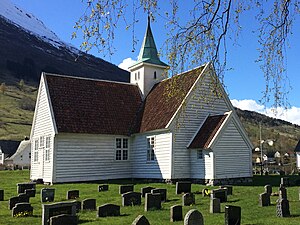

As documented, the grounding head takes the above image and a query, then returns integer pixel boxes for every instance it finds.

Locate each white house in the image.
[5,139,31,169]
[30,18,253,185]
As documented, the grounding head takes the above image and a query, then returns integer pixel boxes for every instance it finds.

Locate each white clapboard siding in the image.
[131,132,172,179]
[53,134,131,183]
[213,119,252,178]
[190,150,214,179]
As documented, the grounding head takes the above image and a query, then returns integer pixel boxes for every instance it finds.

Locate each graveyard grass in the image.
[1,170,300,224]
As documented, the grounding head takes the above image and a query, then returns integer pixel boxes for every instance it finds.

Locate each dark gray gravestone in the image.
[210,198,220,213]
[170,205,183,222]
[225,205,241,225]
[12,202,33,217]
[279,186,287,199]
[276,198,290,217]
[42,201,77,225]
[259,192,270,207]
[281,177,289,187]
[122,191,141,206]
[211,189,227,203]
[49,214,78,225]
[41,188,55,202]
[145,193,161,211]
[97,203,120,217]
[9,196,21,210]
[67,190,79,200]
[82,198,96,210]
[141,186,155,197]
[220,185,233,195]
[74,201,81,213]
[264,184,272,195]
[17,183,36,194]
[151,188,167,202]
[184,209,204,225]
[182,193,195,206]
[132,215,150,225]
[176,181,192,194]
[18,193,30,203]
[25,189,36,198]
[202,188,210,197]
[0,189,4,201]
[98,184,109,192]
[119,185,134,194]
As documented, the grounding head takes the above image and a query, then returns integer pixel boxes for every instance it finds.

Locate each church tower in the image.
[128,17,169,97]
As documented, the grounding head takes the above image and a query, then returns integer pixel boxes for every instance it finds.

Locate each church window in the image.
[115,138,129,161]
[138,71,140,80]
[154,71,157,79]
[34,139,39,162]
[45,136,51,161]
[147,136,155,161]
[135,73,137,80]
[197,149,203,159]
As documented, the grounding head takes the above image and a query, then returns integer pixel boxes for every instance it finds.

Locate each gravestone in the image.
[49,214,78,225]
[220,185,233,195]
[211,189,227,203]
[276,198,290,217]
[176,181,192,194]
[210,198,220,213]
[279,186,287,199]
[182,193,195,206]
[12,202,33,217]
[25,189,36,198]
[141,186,155,197]
[151,188,167,202]
[18,193,30,202]
[122,192,142,206]
[170,205,183,222]
[0,189,4,201]
[98,184,109,192]
[132,215,150,225]
[202,188,210,197]
[82,198,96,210]
[97,203,120,217]
[67,190,79,200]
[119,184,134,194]
[145,193,161,211]
[9,196,21,210]
[41,188,55,202]
[74,201,81,213]
[42,201,77,225]
[259,192,270,207]
[264,184,272,195]
[225,205,241,225]
[17,182,36,194]
[281,177,289,187]
[184,209,204,225]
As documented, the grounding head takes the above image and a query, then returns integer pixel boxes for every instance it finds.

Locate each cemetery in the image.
[1,170,300,224]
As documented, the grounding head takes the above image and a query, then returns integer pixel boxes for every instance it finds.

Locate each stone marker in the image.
[119,184,134,194]
[225,205,241,225]
[132,215,150,225]
[182,193,195,206]
[259,192,270,207]
[264,184,272,195]
[281,177,289,187]
[18,193,30,203]
[25,189,36,198]
[170,205,183,222]
[42,201,77,225]
[12,202,33,217]
[0,189,4,201]
[67,190,79,200]
[98,184,109,192]
[176,181,192,194]
[17,182,36,194]
[97,203,120,217]
[184,209,204,225]
[145,193,161,211]
[82,198,96,210]
[122,191,142,206]
[49,214,78,225]
[141,186,155,197]
[276,198,290,217]
[74,200,81,213]
[151,188,167,202]
[220,185,233,195]
[211,189,227,203]
[202,188,210,197]
[210,198,220,213]
[9,196,21,210]
[279,186,287,199]
[41,188,55,202]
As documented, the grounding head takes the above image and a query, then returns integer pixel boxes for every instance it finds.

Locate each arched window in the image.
[154,71,157,79]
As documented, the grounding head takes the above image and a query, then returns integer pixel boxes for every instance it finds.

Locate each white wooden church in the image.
[30,19,253,185]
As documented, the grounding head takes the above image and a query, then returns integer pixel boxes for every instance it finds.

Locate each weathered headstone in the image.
[9,196,21,210]
[132,215,150,225]
[119,185,134,194]
[264,184,272,195]
[42,201,77,225]
[41,188,55,202]
[210,198,220,213]
[281,177,289,187]
[141,186,155,197]
[279,186,287,199]
[97,203,120,217]
[74,201,81,213]
[122,192,142,206]
[184,209,204,225]
[145,193,161,211]
[98,184,109,192]
[0,189,4,201]
[25,189,36,198]
[151,188,167,202]
[259,192,270,207]
[12,202,33,217]
[211,189,227,203]
[182,193,195,206]
[67,190,79,200]
[82,198,96,210]
[276,198,290,217]
[49,214,78,225]
[176,181,192,194]
[170,205,183,222]
[17,182,36,194]
[18,193,30,203]
[202,188,210,197]
[220,185,233,195]
[225,205,241,225]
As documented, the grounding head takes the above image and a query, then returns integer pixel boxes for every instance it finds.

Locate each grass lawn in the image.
[1,170,300,224]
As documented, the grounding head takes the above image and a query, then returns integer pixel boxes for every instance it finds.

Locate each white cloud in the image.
[231,99,300,126]
[118,58,136,71]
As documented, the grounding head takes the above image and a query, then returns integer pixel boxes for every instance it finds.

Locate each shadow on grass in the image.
[226,199,240,203]
[239,175,300,187]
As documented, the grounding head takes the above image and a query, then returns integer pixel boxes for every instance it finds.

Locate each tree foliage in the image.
[74,0,300,108]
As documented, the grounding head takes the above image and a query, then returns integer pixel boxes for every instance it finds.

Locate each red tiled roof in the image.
[187,114,228,149]
[45,74,142,135]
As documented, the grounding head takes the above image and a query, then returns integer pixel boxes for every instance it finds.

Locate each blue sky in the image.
[10,0,300,125]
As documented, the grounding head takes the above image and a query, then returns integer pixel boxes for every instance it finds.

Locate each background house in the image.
[5,139,31,169]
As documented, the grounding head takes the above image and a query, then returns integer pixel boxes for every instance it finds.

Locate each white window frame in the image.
[33,139,39,162]
[115,138,129,161]
[39,136,44,148]
[45,136,51,161]
[147,136,155,161]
